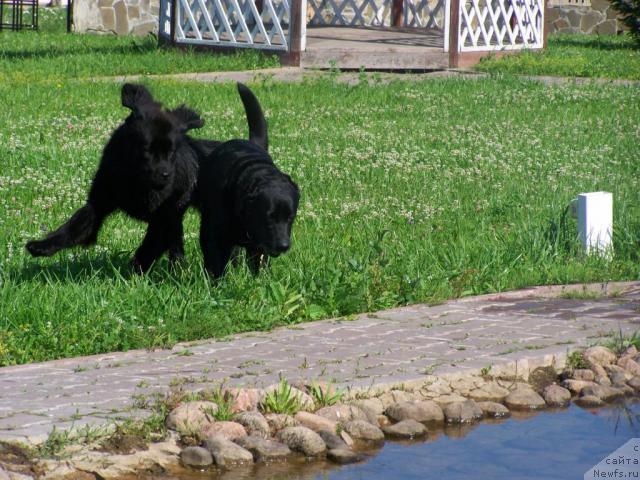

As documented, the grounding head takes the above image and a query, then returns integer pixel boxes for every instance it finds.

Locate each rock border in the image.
[2,345,639,479]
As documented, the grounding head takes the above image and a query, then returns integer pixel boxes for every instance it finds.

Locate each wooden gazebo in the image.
[159,0,546,69]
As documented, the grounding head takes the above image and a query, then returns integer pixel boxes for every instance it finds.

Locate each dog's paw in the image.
[130,257,147,275]
[25,240,55,257]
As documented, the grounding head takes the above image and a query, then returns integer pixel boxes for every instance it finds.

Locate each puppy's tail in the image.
[237,82,268,151]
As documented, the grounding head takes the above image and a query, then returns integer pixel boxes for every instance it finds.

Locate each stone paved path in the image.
[1,281,638,445]
[102,67,640,87]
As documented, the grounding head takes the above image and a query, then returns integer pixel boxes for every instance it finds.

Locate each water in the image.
[164,400,640,480]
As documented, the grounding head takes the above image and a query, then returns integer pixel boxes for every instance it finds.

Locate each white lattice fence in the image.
[159,0,291,50]
[307,0,446,29]
[458,0,543,51]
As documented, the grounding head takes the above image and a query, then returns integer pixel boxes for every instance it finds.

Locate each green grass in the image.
[1,77,639,365]
[0,7,279,82]
[476,34,640,80]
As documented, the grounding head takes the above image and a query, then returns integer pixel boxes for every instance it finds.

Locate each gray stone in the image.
[595,374,612,386]
[422,379,452,396]
[546,8,561,23]
[318,429,349,450]
[385,400,444,423]
[180,446,213,467]
[378,390,413,409]
[233,411,270,438]
[100,7,116,31]
[591,0,609,12]
[202,421,247,441]
[561,379,597,395]
[567,9,583,27]
[131,20,157,36]
[543,385,571,407]
[609,371,628,386]
[342,420,385,442]
[264,413,298,435]
[113,0,130,34]
[581,10,604,32]
[234,435,291,462]
[127,4,140,19]
[628,376,640,391]
[277,426,326,456]
[316,405,369,423]
[476,401,511,418]
[294,412,337,433]
[584,346,617,367]
[605,364,630,378]
[340,430,355,447]
[226,388,262,413]
[504,388,546,410]
[571,369,595,382]
[443,400,483,423]
[553,18,571,30]
[433,393,468,405]
[618,384,635,396]
[467,382,510,402]
[581,385,625,402]
[204,435,254,466]
[327,448,364,464]
[166,401,217,432]
[382,419,428,439]
[449,376,481,395]
[575,395,604,408]
[73,0,103,32]
[353,398,384,417]
[98,0,113,6]
[618,356,640,376]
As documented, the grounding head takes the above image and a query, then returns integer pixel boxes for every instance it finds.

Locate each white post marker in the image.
[571,192,613,255]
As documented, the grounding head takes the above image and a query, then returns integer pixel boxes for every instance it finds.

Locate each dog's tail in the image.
[237,82,268,151]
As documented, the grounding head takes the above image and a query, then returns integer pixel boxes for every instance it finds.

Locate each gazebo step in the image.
[300,49,449,70]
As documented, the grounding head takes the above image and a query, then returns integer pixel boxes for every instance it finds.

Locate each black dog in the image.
[197,83,299,278]
[26,84,219,273]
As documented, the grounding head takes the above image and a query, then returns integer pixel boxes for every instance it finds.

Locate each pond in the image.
[162,399,640,480]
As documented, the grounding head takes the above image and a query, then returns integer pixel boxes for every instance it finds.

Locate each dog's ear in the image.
[171,105,205,132]
[121,83,154,111]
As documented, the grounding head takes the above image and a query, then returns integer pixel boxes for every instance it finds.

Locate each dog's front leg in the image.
[166,216,186,265]
[199,212,232,279]
[26,203,111,257]
[132,219,173,274]
[246,248,268,275]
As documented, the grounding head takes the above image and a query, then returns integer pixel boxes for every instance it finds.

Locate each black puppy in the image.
[197,83,299,278]
[26,84,219,273]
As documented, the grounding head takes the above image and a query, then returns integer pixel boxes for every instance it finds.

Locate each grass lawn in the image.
[1,77,639,365]
[476,34,640,80]
[0,7,279,82]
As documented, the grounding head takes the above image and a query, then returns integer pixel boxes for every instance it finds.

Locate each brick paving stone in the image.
[1,281,638,445]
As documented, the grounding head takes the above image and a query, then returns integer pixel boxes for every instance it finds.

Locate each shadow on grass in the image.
[0,34,159,61]
[551,35,637,51]
[13,252,141,284]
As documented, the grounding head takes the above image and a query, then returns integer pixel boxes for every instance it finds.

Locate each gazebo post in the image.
[284,0,305,66]
[448,0,459,68]
[391,0,403,27]
[543,0,550,49]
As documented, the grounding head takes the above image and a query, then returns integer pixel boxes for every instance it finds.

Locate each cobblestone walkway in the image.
[104,67,640,87]
[1,282,638,445]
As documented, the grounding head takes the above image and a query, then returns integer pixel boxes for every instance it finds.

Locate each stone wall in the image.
[73,0,159,35]
[547,0,624,35]
[73,0,624,37]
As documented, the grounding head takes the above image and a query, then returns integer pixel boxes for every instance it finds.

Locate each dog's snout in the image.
[274,241,290,253]
[161,171,170,178]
